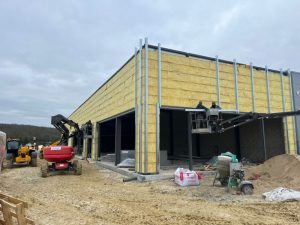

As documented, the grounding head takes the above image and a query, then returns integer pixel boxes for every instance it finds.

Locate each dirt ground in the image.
[0,160,300,225]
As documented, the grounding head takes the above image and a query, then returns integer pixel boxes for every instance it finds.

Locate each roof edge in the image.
[69,43,292,118]
[148,44,289,75]
[69,52,137,118]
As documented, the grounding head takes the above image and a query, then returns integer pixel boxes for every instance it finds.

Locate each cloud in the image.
[0,0,299,126]
[213,3,245,34]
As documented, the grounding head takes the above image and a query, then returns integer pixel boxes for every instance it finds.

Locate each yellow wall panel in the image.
[69,46,297,174]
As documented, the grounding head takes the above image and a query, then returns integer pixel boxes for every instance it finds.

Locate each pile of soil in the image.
[246,154,300,193]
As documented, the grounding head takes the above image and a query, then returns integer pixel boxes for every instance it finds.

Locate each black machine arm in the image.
[51,114,80,145]
[189,101,300,134]
[216,110,300,133]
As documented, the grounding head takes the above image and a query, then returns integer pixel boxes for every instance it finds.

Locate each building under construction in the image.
[68,38,300,174]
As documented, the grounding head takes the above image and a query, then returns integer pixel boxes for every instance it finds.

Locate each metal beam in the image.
[265,66,271,113]
[144,37,148,173]
[97,108,134,124]
[216,56,221,106]
[250,63,256,112]
[233,59,239,111]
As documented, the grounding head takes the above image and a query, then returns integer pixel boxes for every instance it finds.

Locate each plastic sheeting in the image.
[0,131,6,172]
[263,187,300,202]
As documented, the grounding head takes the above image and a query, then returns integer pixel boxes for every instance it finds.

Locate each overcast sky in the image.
[0,0,299,127]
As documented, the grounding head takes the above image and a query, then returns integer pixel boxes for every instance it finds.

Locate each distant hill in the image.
[0,123,61,145]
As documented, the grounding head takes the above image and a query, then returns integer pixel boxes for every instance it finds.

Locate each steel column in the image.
[158,43,162,106]
[139,39,143,172]
[233,59,239,111]
[134,47,138,168]
[134,48,137,106]
[265,66,271,113]
[250,63,256,112]
[280,69,290,154]
[216,56,221,106]
[288,69,297,153]
[187,112,193,170]
[156,43,162,173]
[97,123,100,160]
[156,102,160,173]
[261,118,267,161]
[144,37,149,173]
[115,117,122,166]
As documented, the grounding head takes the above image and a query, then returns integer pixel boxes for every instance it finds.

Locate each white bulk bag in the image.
[174,168,202,187]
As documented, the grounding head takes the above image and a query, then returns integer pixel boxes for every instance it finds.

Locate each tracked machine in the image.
[40,114,82,177]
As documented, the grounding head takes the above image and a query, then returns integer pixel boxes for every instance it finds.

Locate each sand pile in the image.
[246,154,300,188]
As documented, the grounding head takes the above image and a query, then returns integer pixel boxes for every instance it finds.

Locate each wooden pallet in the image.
[0,193,34,225]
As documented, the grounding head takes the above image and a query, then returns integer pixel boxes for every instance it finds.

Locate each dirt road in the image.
[0,160,299,225]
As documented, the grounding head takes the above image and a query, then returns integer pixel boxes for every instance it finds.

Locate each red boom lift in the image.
[41,114,82,177]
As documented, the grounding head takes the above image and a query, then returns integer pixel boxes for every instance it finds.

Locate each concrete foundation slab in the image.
[96,160,215,182]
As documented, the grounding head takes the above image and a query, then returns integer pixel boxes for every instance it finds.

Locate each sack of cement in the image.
[174,168,202,187]
[262,187,300,202]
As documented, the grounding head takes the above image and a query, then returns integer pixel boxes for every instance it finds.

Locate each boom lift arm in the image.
[188,102,300,134]
[217,110,300,133]
[51,114,80,145]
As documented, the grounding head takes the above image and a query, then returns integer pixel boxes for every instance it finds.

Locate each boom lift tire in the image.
[30,157,37,167]
[41,162,48,178]
[74,160,82,175]
[6,154,13,169]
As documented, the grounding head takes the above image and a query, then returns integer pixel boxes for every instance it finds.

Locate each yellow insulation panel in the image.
[147,49,296,161]
[219,63,235,109]
[160,52,217,108]
[69,56,136,125]
[69,46,297,174]
[69,54,137,170]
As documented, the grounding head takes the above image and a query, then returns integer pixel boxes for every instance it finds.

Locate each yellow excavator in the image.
[6,139,37,168]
